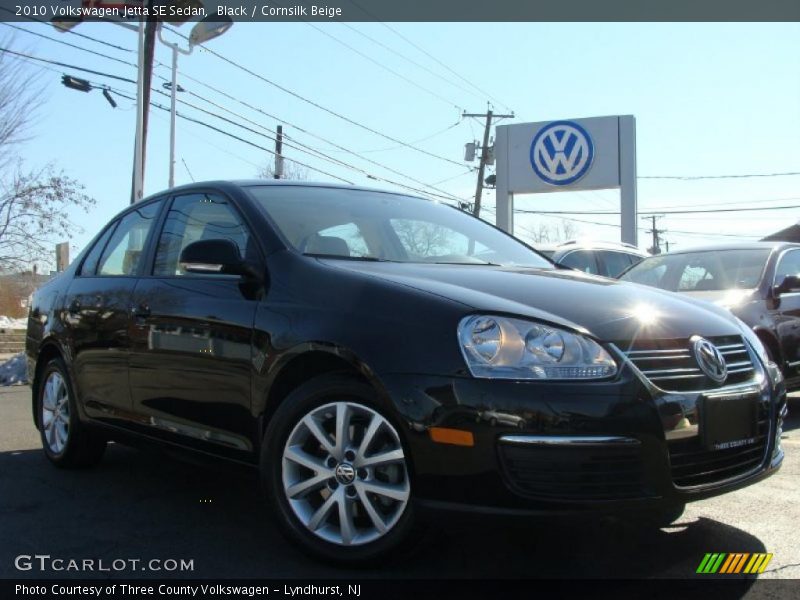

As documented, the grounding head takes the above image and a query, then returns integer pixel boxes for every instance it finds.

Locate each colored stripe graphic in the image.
[698,553,774,574]
[697,553,727,573]
[719,554,736,573]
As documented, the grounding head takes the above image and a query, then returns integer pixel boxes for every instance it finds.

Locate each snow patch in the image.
[0,316,27,329]
[0,352,27,386]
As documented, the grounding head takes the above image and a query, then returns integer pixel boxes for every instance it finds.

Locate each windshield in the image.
[247,185,552,268]
[619,248,770,292]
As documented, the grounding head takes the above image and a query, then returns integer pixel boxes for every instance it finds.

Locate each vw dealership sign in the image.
[529,121,595,186]
[494,115,638,245]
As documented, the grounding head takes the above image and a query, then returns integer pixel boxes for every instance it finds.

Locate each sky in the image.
[3,20,800,267]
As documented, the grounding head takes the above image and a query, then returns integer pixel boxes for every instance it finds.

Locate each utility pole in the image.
[130,2,157,204]
[463,107,514,219]
[274,125,284,179]
[130,21,146,204]
[643,215,666,254]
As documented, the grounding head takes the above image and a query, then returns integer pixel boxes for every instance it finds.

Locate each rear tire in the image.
[37,358,106,468]
[261,373,417,565]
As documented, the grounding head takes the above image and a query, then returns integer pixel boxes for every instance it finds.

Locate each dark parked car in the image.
[26,182,786,563]
[537,241,647,278]
[619,242,800,390]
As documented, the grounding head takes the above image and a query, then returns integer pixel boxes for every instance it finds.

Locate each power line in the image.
[5,36,469,203]
[0,22,137,70]
[158,65,469,202]
[302,20,464,111]
[0,47,136,84]
[162,24,466,168]
[515,204,800,216]
[352,120,463,153]
[335,21,489,105]
[10,21,472,180]
[149,86,467,202]
[110,88,355,184]
[345,0,515,114]
[0,7,134,53]
[640,171,800,180]
[515,212,762,240]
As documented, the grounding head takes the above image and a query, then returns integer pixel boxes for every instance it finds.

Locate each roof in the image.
[762,222,800,243]
[545,240,648,256]
[155,179,424,200]
[656,241,800,255]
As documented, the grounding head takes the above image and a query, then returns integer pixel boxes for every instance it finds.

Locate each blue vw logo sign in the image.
[530,121,594,186]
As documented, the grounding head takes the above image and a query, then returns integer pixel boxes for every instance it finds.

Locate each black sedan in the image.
[619,242,800,390]
[26,182,786,563]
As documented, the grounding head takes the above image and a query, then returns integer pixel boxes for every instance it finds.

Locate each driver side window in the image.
[152,193,253,276]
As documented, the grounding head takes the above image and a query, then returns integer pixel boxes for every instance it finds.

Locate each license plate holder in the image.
[699,393,758,451]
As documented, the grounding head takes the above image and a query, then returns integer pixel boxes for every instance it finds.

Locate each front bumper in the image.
[380,357,786,516]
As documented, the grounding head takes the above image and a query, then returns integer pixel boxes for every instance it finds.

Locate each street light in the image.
[157,15,233,188]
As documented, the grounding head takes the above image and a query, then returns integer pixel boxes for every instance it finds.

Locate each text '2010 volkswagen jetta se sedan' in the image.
[26,181,786,563]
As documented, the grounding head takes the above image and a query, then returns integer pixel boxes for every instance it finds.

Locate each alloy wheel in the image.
[281,401,410,546]
[41,371,70,454]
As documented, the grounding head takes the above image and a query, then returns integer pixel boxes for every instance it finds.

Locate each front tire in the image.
[262,374,416,564]
[37,358,106,468]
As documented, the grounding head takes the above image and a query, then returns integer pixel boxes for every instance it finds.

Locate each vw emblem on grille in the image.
[691,336,728,384]
[334,463,356,485]
[529,121,595,185]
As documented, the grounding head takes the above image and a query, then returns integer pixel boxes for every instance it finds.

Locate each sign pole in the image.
[131,20,145,204]
[618,115,638,246]
[494,125,513,233]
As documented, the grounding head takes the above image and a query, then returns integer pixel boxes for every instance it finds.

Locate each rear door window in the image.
[602,251,637,278]
[80,224,117,276]
[559,250,600,274]
[97,201,163,276]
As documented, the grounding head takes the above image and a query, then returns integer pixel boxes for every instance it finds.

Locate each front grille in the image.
[624,335,755,392]
[498,443,652,501]
[668,412,769,488]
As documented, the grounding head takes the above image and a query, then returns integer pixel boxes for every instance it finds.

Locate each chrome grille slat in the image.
[641,367,702,376]
[624,335,755,392]
[649,373,706,381]
[726,361,752,369]
[626,348,690,356]
[716,343,746,351]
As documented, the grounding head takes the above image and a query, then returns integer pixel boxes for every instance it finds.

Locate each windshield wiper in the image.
[421,261,503,266]
[303,253,391,262]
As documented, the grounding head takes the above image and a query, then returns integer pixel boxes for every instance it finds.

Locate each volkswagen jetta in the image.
[26,181,786,563]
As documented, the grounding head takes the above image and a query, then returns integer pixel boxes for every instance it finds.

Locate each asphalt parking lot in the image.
[0,384,797,581]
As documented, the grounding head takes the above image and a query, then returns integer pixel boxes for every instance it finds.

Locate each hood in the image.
[321,260,744,343]
[677,288,757,309]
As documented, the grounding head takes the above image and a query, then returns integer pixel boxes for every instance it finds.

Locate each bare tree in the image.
[0,37,95,272]
[0,164,94,271]
[257,159,309,181]
[518,220,579,245]
[0,35,41,173]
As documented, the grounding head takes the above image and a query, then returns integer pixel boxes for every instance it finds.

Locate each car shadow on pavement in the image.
[0,443,766,583]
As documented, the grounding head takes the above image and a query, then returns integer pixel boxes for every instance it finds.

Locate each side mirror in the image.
[774,274,800,296]
[179,239,249,276]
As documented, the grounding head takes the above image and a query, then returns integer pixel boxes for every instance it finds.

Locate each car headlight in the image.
[458,315,617,380]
